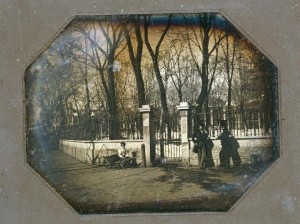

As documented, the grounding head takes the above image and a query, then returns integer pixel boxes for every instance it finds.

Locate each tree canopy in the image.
[25,13,277,139]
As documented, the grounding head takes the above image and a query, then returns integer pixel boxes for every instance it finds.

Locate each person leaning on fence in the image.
[228,136,241,167]
[192,123,208,169]
[217,123,241,168]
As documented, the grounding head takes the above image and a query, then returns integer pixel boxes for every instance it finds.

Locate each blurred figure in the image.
[204,136,215,167]
[217,120,241,168]
[117,142,138,168]
[228,136,241,167]
[192,122,208,168]
[217,121,231,168]
[117,142,129,159]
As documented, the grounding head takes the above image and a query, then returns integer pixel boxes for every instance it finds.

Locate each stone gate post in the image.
[139,105,156,167]
[176,102,191,166]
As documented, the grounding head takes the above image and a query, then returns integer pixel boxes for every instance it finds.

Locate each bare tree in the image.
[249,51,275,134]
[143,62,160,106]
[159,38,191,103]
[74,17,126,139]
[144,14,173,142]
[185,13,225,127]
[121,15,146,107]
[231,41,259,132]
[186,13,224,126]
[37,38,81,129]
[219,23,239,129]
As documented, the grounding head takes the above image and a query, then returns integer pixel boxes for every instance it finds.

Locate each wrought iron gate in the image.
[154,111,182,162]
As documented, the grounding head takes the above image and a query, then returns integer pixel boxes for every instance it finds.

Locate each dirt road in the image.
[29,150,268,214]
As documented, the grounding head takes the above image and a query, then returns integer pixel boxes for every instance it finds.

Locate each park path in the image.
[31,150,267,214]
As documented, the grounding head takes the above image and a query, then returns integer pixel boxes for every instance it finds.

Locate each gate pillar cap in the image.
[176,102,190,110]
[139,105,154,113]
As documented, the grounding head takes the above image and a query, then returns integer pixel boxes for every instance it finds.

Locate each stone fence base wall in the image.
[60,137,273,167]
[59,140,144,165]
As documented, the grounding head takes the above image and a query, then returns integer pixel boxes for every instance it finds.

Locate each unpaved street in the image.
[30,150,269,214]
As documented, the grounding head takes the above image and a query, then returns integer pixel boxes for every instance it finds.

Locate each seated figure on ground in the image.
[117,142,138,168]
[118,142,129,159]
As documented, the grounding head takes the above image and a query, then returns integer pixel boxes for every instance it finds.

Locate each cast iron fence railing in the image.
[191,108,272,138]
[152,107,272,162]
[60,115,143,141]
[56,108,271,142]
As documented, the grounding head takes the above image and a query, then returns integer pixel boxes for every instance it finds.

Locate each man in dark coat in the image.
[192,124,208,168]
[204,137,215,167]
[217,121,241,168]
[228,137,241,167]
[217,125,231,168]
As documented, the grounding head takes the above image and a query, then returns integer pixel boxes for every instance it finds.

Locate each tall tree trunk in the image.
[186,13,225,129]
[123,16,146,107]
[153,58,170,139]
[83,19,125,140]
[178,89,183,103]
[144,14,173,144]
[107,53,119,139]
[195,15,210,128]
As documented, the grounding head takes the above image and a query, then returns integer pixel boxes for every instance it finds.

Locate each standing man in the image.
[192,123,208,169]
[217,121,231,168]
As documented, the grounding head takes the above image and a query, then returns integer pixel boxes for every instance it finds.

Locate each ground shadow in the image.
[153,163,270,195]
[28,150,272,214]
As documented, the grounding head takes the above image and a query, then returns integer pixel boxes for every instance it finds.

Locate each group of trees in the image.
[25,13,277,140]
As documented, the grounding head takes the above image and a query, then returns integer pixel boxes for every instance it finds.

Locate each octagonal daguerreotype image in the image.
[24,13,279,214]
